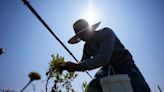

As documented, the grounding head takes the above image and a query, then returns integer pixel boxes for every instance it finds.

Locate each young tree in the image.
[46,54,78,92]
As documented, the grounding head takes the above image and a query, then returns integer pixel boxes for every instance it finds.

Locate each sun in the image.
[85,10,96,24]
[84,0,97,25]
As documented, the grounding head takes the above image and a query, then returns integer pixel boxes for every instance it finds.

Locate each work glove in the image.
[60,61,81,72]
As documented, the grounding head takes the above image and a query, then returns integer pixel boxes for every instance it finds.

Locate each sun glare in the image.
[85,10,96,24]
[84,0,96,25]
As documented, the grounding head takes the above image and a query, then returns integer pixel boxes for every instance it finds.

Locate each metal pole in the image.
[22,0,92,79]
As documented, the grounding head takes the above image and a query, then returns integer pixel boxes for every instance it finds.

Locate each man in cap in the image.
[61,19,150,92]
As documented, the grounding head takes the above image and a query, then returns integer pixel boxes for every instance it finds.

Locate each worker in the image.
[61,19,150,92]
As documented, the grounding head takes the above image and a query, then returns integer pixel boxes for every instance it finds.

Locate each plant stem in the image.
[45,76,50,92]
[20,80,32,92]
[158,85,162,92]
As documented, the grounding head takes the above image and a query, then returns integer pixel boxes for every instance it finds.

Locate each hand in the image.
[60,61,81,72]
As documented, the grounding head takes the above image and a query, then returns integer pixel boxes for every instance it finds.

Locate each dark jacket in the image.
[79,28,151,92]
[79,27,133,71]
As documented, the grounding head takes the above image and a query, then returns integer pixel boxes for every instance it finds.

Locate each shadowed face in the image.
[77,28,93,42]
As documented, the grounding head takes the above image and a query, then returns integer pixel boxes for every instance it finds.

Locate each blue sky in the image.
[0,0,164,92]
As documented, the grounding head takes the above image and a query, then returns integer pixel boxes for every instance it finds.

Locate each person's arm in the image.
[81,44,91,61]
[61,44,92,72]
[79,28,116,71]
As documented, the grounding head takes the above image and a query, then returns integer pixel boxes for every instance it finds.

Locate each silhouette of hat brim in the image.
[68,22,101,44]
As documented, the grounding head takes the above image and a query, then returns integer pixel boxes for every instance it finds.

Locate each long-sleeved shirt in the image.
[78,28,151,91]
[79,27,134,73]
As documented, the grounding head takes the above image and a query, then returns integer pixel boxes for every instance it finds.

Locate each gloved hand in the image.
[60,61,81,72]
